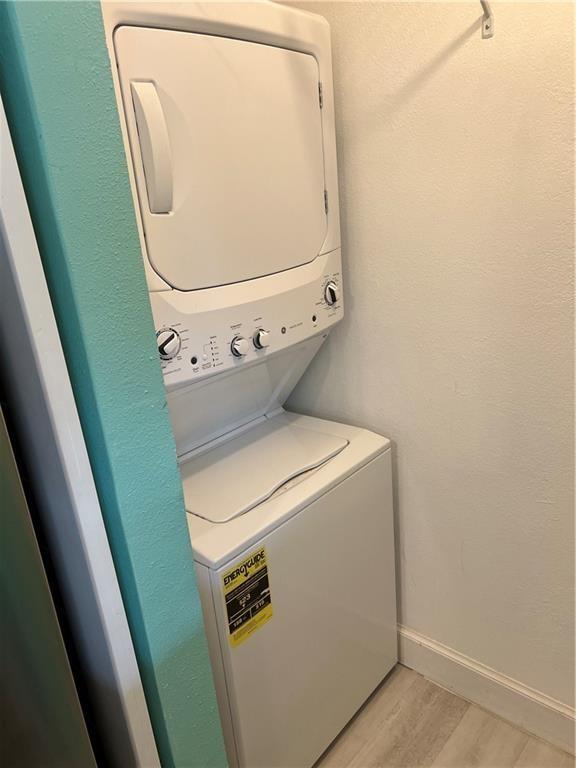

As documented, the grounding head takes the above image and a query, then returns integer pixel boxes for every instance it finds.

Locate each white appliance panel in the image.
[150,248,342,394]
[114,26,327,291]
[168,336,326,457]
[203,449,397,768]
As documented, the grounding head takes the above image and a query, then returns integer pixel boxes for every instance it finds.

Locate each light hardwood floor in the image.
[317,665,574,768]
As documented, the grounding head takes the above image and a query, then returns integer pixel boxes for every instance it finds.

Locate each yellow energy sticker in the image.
[222,547,273,648]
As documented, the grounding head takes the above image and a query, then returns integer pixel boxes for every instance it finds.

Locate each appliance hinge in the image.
[324,189,329,214]
[318,81,323,109]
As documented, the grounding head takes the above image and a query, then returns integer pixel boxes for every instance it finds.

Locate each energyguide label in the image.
[222,547,273,647]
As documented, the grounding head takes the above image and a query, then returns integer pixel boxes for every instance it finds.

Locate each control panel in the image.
[150,249,343,390]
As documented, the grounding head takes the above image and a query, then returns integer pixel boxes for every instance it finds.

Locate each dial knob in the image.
[156,328,181,360]
[324,281,340,306]
[231,335,250,357]
[253,329,271,350]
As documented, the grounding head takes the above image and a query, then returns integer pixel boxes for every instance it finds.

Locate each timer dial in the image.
[231,335,250,357]
[156,328,181,360]
[324,281,340,306]
[253,329,271,350]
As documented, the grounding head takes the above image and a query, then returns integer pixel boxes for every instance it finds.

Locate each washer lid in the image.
[114,26,327,291]
[180,414,348,523]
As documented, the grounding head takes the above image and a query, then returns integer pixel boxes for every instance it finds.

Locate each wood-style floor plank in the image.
[316,664,574,768]
[348,675,469,768]
[514,737,575,768]
[317,665,419,768]
[431,705,529,767]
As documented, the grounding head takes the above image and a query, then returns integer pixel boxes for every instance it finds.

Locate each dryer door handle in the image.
[130,81,173,214]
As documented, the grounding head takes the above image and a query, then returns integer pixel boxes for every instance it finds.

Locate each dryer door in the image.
[115,27,327,291]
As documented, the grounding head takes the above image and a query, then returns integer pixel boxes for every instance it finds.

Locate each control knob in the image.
[231,335,250,357]
[324,281,340,306]
[156,328,181,361]
[253,329,271,350]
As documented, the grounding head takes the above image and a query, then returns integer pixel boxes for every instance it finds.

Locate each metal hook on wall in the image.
[480,0,494,38]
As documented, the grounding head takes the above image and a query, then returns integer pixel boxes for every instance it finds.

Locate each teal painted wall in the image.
[0,3,227,766]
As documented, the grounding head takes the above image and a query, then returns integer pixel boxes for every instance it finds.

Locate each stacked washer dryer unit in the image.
[103,3,397,766]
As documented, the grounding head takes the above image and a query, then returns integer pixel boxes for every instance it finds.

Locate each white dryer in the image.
[102,2,397,766]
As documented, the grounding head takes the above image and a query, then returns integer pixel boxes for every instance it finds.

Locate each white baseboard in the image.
[398,625,575,755]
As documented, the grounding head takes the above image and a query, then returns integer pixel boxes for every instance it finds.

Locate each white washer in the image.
[185,412,397,768]
[101,2,398,765]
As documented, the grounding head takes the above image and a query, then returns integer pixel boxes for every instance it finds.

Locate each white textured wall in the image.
[288,2,574,706]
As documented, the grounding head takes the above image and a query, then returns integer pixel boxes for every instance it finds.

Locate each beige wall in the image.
[288,2,574,708]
